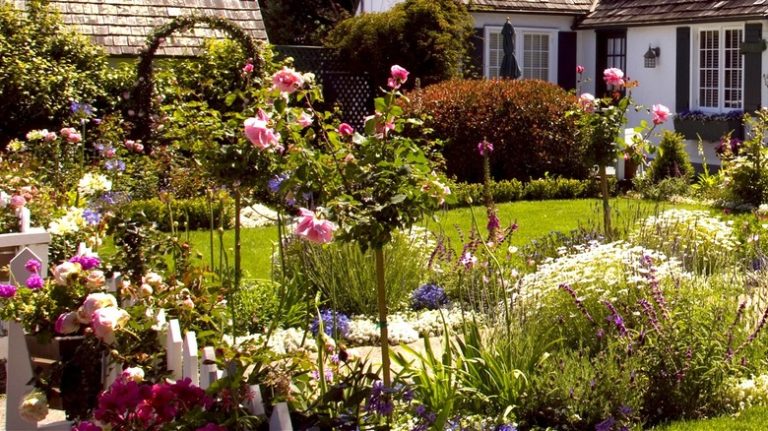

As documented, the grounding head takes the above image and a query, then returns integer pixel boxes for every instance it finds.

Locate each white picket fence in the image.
[2,232,294,431]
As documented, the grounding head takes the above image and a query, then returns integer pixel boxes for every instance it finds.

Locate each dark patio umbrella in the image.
[500,19,522,79]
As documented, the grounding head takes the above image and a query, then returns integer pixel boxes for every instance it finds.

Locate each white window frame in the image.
[483,26,558,83]
[692,24,744,112]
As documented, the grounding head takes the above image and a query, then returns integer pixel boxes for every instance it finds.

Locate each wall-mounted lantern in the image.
[644,45,660,68]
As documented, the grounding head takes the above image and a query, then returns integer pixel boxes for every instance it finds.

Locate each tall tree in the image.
[258,0,355,45]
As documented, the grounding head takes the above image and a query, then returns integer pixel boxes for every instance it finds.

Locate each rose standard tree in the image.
[275,65,451,387]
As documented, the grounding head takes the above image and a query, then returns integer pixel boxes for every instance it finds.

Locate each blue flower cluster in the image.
[310,309,350,338]
[411,283,449,311]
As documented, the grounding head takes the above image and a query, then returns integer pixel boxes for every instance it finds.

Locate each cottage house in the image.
[13,0,268,60]
[361,0,768,173]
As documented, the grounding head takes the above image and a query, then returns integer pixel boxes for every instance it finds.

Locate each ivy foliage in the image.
[325,0,473,88]
[0,0,107,146]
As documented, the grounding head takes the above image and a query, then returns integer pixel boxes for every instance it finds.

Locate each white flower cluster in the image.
[520,240,687,302]
[631,209,740,254]
[239,203,278,228]
[77,172,112,197]
[345,307,472,346]
[724,374,768,411]
[48,207,86,235]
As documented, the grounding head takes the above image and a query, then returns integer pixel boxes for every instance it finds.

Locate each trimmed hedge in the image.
[112,197,234,232]
[450,177,617,207]
[407,79,588,183]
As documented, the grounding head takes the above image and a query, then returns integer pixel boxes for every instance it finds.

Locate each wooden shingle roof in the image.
[579,0,768,28]
[15,0,267,56]
[466,0,593,14]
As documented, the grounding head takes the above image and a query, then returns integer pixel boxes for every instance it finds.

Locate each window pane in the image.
[698,30,719,108]
[488,31,502,78]
[523,33,548,80]
[724,29,743,109]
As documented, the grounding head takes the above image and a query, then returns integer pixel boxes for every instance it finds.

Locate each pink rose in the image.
[576,65,585,74]
[67,132,82,144]
[603,68,625,88]
[77,292,118,324]
[44,132,57,142]
[389,65,409,88]
[338,123,354,137]
[244,109,281,150]
[272,66,305,94]
[9,194,26,209]
[60,127,76,138]
[55,312,80,335]
[295,208,335,244]
[297,111,313,128]
[242,62,254,74]
[578,93,596,112]
[91,306,130,344]
[651,104,670,125]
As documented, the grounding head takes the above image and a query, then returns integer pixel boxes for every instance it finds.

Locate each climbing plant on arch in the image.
[129,15,265,145]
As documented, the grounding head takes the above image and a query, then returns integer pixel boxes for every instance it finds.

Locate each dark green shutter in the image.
[676,27,691,112]
[558,31,577,90]
[744,23,763,113]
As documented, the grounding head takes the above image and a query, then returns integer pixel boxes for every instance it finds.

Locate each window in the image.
[596,30,627,96]
[484,26,555,81]
[696,27,743,110]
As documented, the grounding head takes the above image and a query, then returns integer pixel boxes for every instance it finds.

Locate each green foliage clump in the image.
[0,0,107,145]
[722,109,768,207]
[408,79,588,183]
[646,131,694,184]
[258,0,352,45]
[282,229,432,315]
[325,0,473,87]
[112,196,235,233]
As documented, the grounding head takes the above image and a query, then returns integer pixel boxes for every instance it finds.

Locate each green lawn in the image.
[179,197,707,279]
[651,407,768,430]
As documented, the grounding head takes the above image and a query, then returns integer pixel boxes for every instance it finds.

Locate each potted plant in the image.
[673,109,744,141]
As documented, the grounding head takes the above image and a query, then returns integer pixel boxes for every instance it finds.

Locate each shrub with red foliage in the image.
[407,79,589,183]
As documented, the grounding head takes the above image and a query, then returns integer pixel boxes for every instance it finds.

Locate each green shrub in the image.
[231,279,308,333]
[113,196,235,232]
[722,110,768,207]
[0,1,107,145]
[408,79,588,183]
[282,228,432,315]
[450,177,614,207]
[325,0,473,88]
[647,131,694,184]
[633,176,691,201]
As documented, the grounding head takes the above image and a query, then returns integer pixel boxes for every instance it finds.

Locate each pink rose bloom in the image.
[244,109,281,150]
[389,65,409,88]
[77,292,118,324]
[578,93,596,112]
[44,131,57,142]
[272,66,305,94]
[9,194,26,209]
[67,132,82,144]
[576,65,585,74]
[53,261,80,286]
[295,208,335,244]
[60,127,76,138]
[603,68,625,88]
[297,111,313,128]
[651,104,671,125]
[338,123,354,137]
[55,312,80,335]
[91,306,130,344]
[242,62,254,74]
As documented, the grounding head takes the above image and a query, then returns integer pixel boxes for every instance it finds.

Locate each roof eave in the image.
[578,14,768,30]
[468,7,590,15]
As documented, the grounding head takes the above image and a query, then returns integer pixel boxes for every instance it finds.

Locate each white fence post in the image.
[166,319,183,381]
[183,331,199,386]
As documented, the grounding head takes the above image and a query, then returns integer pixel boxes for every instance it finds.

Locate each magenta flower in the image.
[196,424,227,431]
[603,67,625,88]
[338,122,355,137]
[477,140,494,156]
[295,208,335,244]
[651,104,670,125]
[272,66,305,94]
[576,65,585,74]
[9,194,26,209]
[389,65,409,89]
[244,109,282,150]
[26,274,44,290]
[25,258,42,274]
[72,421,102,431]
[0,284,17,298]
[242,62,254,74]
